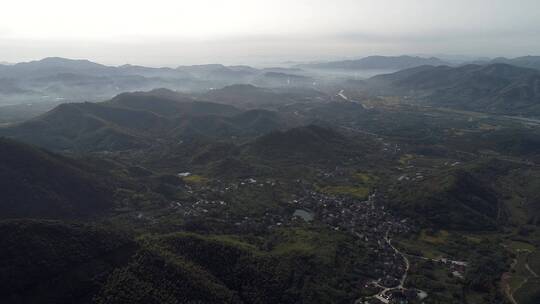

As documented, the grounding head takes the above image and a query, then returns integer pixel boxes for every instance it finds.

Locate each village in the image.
[139,172,469,304]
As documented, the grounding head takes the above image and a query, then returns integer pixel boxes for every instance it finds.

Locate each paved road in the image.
[338,89,349,101]
[356,230,416,304]
[336,90,370,109]
[385,230,410,289]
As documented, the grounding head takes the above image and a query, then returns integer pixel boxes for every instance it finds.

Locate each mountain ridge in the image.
[297,55,449,70]
[366,63,540,115]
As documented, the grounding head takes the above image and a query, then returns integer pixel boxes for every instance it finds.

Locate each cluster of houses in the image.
[159,173,467,303]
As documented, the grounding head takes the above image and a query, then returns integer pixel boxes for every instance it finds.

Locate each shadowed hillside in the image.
[0,220,135,304]
[0,89,242,151]
[0,138,115,219]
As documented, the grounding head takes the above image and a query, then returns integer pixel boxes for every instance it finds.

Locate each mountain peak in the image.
[13,57,109,71]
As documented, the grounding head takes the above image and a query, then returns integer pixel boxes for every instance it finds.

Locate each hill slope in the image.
[0,138,115,219]
[0,220,135,304]
[97,229,367,304]
[489,56,540,71]
[0,89,241,151]
[368,63,540,115]
[244,125,370,165]
[108,88,240,117]
[389,161,508,231]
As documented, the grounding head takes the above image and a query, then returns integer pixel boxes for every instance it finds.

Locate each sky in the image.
[1,0,540,66]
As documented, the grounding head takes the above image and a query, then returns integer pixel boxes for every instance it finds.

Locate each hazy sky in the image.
[1,0,540,66]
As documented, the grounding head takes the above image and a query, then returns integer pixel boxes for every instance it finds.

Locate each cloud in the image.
[0,0,539,64]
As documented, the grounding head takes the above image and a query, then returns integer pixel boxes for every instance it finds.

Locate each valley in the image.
[3,0,540,302]
[2,56,540,304]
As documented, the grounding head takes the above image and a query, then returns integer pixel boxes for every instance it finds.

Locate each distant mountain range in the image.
[0,57,311,106]
[366,63,540,116]
[297,55,449,71]
[3,55,540,119]
[475,56,540,71]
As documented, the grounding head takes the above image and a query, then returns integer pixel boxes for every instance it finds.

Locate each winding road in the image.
[356,230,418,304]
[385,230,410,289]
[502,250,539,304]
[336,90,370,109]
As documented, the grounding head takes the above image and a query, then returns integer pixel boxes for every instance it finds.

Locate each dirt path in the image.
[525,261,539,278]
[502,251,539,304]
[502,271,518,304]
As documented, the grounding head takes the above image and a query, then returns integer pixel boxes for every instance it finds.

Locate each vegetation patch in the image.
[182,174,209,184]
[353,172,374,184]
[419,229,449,245]
[319,185,370,199]
[506,240,536,252]
[316,172,376,200]
[399,153,414,165]
[269,227,344,263]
